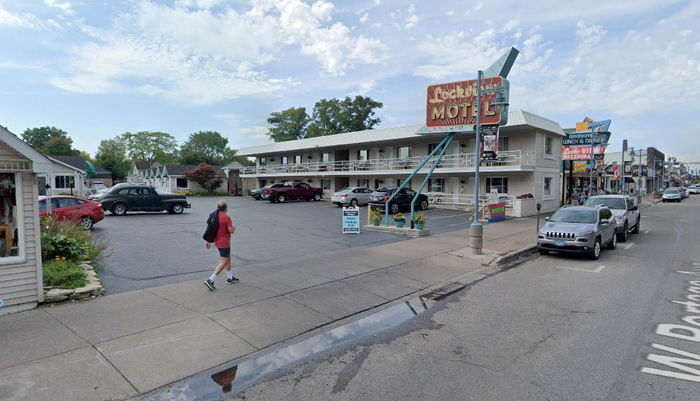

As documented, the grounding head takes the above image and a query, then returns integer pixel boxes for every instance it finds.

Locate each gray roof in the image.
[237,110,564,157]
[162,164,223,176]
[52,155,112,177]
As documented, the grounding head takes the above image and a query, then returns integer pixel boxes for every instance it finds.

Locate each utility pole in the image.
[470,70,484,255]
[622,139,627,194]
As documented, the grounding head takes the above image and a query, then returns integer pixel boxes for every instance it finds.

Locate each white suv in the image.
[584,195,640,242]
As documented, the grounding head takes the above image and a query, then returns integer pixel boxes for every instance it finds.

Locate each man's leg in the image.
[225,257,239,284]
[204,257,228,291]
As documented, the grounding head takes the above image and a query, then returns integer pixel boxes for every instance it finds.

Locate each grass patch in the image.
[41,216,106,263]
[43,259,87,289]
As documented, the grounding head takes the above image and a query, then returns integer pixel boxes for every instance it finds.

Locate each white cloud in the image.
[358,80,376,95]
[44,0,73,15]
[239,126,269,140]
[0,6,41,28]
[359,12,368,23]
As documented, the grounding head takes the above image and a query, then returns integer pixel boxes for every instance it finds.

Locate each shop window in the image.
[397,146,411,159]
[358,179,370,188]
[321,179,331,190]
[428,143,440,154]
[544,177,552,196]
[544,136,553,156]
[358,149,369,161]
[486,177,508,194]
[0,173,19,258]
[429,178,445,193]
[176,178,189,188]
[55,175,75,189]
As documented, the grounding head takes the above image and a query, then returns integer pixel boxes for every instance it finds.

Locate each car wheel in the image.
[350,198,358,207]
[112,203,127,216]
[618,222,628,242]
[607,232,617,249]
[632,217,640,234]
[80,216,93,230]
[419,199,429,210]
[589,238,602,260]
[538,249,549,255]
[314,193,321,201]
[390,203,399,214]
[171,204,184,214]
[278,194,286,203]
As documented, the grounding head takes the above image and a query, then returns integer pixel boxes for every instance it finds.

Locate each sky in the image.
[0,0,699,160]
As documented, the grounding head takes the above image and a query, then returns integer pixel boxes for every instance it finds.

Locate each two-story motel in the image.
[237,110,564,217]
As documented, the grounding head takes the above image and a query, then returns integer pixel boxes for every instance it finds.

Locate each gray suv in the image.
[584,195,640,242]
[537,205,617,260]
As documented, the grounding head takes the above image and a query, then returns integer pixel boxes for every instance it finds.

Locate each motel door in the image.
[37,175,48,196]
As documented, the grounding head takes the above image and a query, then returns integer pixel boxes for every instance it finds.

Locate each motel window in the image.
[321,179,331,190]
[486,177,508,194]
[544,177,552,196]
[545,136,553,156]
[0,173,19,258]
[294,155,302,164]
[499,137,509,152]
[176,178,189,188]
[358,149,369,161]
[259,180,267,187]
[397,178,404,187]
[282,156,288,165]
[259,157,267,166]
[397,146,411,159]
[428,143,440,154]
[321,153,330,163]
[429,178,445,193]
[358,179,370,188]
[55,175,75,189]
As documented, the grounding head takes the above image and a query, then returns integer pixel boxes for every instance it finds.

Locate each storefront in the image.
[0,125,53,315]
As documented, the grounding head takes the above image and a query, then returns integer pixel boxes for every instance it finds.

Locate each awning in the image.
[85,160,97,178]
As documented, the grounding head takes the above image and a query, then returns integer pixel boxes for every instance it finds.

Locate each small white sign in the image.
[342,207,360,234]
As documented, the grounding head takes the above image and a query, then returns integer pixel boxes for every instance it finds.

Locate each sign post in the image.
[342,207,360,234]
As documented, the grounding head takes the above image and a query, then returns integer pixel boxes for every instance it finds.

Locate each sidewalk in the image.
[0,216,537,401]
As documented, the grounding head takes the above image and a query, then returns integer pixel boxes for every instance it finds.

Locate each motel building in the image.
[237,110,564,217]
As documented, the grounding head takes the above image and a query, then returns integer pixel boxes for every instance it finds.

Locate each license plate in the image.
[555,239,565,246]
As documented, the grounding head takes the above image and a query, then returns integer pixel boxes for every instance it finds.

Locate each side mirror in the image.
[544,217,550,222]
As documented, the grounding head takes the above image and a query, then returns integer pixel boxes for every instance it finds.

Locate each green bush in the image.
[188,190,229,197]
[43,259,87,289]
[40,216,106,262]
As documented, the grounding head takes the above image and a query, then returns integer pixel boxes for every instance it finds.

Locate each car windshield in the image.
[550,209,597,224]
[337,187,352,193]
[585,197,626,209]
[664,189,679,194]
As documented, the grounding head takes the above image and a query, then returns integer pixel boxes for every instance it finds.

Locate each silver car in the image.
[662,188,682,202]
[584,195,640,242]
[331,187,372,207]
[537,205,617,260]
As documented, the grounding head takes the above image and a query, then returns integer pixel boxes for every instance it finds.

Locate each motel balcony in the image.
[240,150,534,177]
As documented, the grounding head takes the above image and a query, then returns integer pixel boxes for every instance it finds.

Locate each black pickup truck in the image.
[100,184,190,215]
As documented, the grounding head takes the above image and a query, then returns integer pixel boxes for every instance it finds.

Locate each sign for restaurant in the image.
[426,76,504,128]
[562,145,605,160]
[562,132,610,146]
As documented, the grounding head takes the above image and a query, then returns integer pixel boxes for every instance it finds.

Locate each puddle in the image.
[139,295,436,400]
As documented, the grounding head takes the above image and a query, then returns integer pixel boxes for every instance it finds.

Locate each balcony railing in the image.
[241,150,530,176]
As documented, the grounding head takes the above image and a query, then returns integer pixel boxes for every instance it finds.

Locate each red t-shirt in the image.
[215,212,233,249]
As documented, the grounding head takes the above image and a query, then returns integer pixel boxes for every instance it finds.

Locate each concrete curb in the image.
[492,244,538,266]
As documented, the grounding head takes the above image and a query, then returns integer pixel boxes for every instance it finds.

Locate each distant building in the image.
[141,164,228,193]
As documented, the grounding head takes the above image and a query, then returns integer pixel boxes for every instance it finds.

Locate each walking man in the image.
[204,200,237,291]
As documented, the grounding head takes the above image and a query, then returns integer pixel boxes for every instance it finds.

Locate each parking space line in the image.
[429,214,468,220]
[555,265,606,273]
[623,242,635,250]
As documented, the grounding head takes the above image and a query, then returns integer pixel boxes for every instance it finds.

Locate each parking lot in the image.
[95,196,474,294]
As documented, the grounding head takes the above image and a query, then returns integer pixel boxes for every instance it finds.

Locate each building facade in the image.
[603,147,665,195]
[237,110,564,217]
[139,164,228,193]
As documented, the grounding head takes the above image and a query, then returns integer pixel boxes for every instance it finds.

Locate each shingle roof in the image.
[52,155,112,177]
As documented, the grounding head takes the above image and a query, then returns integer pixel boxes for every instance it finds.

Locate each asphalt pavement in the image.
[230,196,700,401]
[95,196,474,293]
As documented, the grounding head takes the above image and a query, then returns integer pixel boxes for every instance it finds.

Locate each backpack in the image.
[203,210,219,243]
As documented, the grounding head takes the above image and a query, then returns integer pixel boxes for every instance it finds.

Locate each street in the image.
[229,196,700,401]
[95,196,473,294]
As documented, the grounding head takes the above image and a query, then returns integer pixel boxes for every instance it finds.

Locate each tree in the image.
[266,107,310,142]
[41,136,77,156]
[95,138,131,181]
[22,126,69,149]
[121,131,178,167]
[184,163,223,194]
[337,95,383,132]
[306,99,342,138]
[180,131,231,165]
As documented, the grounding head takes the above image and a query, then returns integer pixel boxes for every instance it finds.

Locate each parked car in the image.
[681,187,690,199]
[662,188,682,202]
[537,205,617,260]
[265,182,323,203]
[688,185,700,195]
[100,185,190,215]
[584,195,640,242]
[88,188,109,202]
[250,185,270,200]
[331,187,372,207]
[39,196,104,229]
[368,187,429,214]
[89,181,107,191]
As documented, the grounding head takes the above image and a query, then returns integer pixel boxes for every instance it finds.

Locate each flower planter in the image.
[372,219,381,226]
[394,219,406,228]
[414,221,424,230]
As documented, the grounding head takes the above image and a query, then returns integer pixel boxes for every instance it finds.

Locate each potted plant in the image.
[413,213,426,230]
[393,212,406,228]
[370,208,382,226]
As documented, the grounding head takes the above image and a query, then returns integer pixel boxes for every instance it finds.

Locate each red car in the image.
[39,196,105,229]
